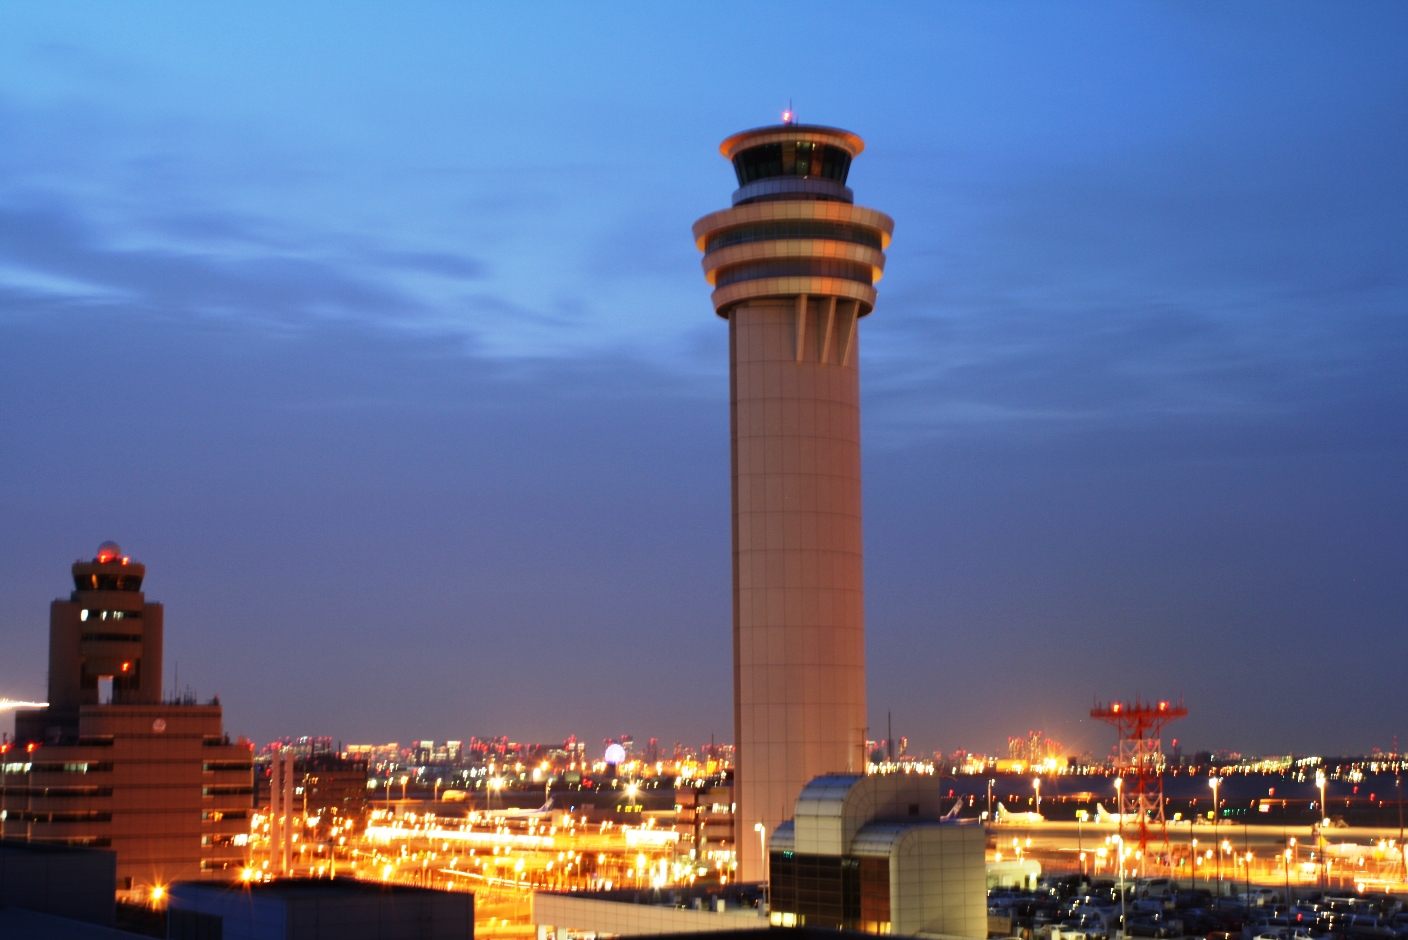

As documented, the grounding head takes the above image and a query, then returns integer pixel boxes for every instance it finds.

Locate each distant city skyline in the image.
[0,6,1404,757]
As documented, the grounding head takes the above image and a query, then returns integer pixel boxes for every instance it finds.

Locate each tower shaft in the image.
[730,296,868,881]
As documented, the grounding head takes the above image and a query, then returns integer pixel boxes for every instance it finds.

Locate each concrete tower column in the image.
[693,122,893,882]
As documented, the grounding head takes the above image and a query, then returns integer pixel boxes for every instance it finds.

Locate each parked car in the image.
[1127,914,1183,938]
[1060,912,1110,940]
[1138,878,1175,899]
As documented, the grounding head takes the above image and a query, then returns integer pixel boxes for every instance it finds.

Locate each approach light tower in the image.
[692,118,894,882]
[1092,696,1187,874]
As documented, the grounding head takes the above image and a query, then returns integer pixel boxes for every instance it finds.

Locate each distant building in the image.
[768,774,986,937]
[6,543,253,893]
[262,736,336,760]
[256,753,369,847]
[674,774,734,862]
[168,878,473,940]
[1007,730,1063,765]
[344,743,400,771]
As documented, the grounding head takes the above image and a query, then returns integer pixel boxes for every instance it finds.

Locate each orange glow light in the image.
[121,662,131,672]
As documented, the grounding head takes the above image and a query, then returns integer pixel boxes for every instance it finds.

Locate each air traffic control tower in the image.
[692,121,893,882]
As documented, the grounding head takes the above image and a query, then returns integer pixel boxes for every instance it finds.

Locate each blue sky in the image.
[1,4,1404,757]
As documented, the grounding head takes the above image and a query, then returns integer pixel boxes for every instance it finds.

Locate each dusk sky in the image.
[1,5,1404,759]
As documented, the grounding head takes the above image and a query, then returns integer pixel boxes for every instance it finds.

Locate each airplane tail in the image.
[995,802,1010,819]
[941,798,963,821]
[539,796,554,813]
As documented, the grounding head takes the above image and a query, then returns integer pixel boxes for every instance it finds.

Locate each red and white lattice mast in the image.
[1091,696,1186,873]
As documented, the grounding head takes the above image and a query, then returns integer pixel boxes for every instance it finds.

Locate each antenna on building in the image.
[782,99,795,125]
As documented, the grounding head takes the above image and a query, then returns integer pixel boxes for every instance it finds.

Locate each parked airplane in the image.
[993,802,1045,825]
[476,785,556,820]
[1094,802,1142,825]
[482,796,554,819]
[942,798,963,822]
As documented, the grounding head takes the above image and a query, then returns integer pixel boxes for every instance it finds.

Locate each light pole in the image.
[1077,810,1086,878]
[1192,838,1198,892]
[988,778,995,823]
[1034,777,1042,817]
[1398,770,1405,885]
[0,743,7,840]
[1316,770,1327,890]
[1115,833,1127,934]
[754,822,768,890]
[1115,777,1125,857]
[1209,777,1222,897]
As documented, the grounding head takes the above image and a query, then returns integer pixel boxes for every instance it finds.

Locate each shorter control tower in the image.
[42,541,164,728]
[9,544,252,895]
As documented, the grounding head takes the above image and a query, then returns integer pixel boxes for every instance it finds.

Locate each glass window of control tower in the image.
[733,142,851,185]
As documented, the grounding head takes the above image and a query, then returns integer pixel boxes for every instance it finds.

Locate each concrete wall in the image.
[0,840,116,926]
[891,824,987,939]
[533,892,768,937]
[794,773,949,856]
[170,883,474,940]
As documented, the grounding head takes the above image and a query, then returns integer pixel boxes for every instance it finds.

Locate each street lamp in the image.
[1209,777,1222,896]
[1034,777,1042,816]
[1316,770,1327,889]
[987,778,995,823]
[1114,834,1127,931]
[1114,777,1125,850]
[754,822,768,889]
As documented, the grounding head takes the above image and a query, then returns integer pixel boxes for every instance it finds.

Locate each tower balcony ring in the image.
[694,203,893,251]
[710,278,876,317]
[702,240,886,286]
